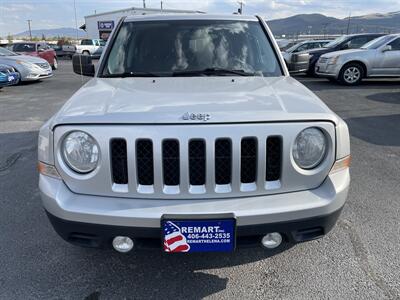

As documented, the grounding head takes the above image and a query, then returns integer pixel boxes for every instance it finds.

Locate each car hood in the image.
[51,76,339,127]
[321,49,366,58]
[0,54,47,64]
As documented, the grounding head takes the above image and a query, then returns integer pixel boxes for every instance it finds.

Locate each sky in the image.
[1,0,400,36]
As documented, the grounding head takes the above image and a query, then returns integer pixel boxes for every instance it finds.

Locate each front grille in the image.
[110,139,128,184]
[215,139,232,185]
[35,62,49,69]
[266,137,282,181]
[109,135,282,195]
[189,140,206,186]
[241,137,257,183]
[162,140,180,186]
[57,123,336,199]
[136,139,154,185]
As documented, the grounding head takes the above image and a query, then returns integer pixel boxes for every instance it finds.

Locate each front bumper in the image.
[21,68,53,81]
[0,72,20,87]
[315,62,340,78]
[40,169,350,248]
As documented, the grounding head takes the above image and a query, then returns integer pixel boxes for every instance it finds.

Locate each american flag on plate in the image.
[163,221,190,252]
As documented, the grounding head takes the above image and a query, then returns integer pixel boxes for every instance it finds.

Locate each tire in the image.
[339,63,364,86]
[52,57,58,70]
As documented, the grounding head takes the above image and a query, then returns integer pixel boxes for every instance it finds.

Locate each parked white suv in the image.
[75,39,105,58]
[316,34,400,85]
[38,14,350,253]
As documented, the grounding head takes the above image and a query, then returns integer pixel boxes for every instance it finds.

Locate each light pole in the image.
[238,1,245,14]
[27,19,32,40]
[143,0,146,8]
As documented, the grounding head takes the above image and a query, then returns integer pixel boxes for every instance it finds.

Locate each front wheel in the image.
[52,57,58,70]
[339,63,364,86]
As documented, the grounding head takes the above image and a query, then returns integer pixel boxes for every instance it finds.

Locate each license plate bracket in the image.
[161,218,236,253]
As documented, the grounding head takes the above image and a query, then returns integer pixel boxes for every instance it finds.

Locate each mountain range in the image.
[14,27,86,39]
[267,11,400,36]
[10,11,400,38]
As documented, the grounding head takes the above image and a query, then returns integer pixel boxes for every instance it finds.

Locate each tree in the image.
[7,34,13,44]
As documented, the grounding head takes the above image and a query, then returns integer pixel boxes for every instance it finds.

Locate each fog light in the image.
[112,236,134,253]
[261,233,282,249]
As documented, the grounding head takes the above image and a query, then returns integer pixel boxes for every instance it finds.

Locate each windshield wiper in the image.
[101,72,161,78]
[172,68,256,77]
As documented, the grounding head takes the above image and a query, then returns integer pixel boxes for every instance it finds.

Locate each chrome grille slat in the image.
[152,139,164,194]
[231,137,241,193]
[205,137,216,193]
[126,140,138,193]
[256,137,267,190]
[179,138,189,194]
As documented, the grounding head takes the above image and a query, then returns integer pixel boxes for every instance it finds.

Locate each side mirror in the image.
[382,45,392,52]
[341,43,349,50]
[72,54,95,77]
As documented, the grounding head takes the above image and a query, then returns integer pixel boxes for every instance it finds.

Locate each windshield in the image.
[102,20,282,77]
[323,36,348,48]
[285,42,304,53]
[0,47,18,56]
[361,35,393,49]
[12,43,36,52]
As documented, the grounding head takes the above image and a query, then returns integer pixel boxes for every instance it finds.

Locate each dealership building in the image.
[82,7,204,40]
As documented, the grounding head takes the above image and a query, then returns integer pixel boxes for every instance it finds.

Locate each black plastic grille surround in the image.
[162,139,180,186]
[110,139,128,184]
[215,139,232,185]
[266,137,282,181]
[241,137,257,183]
[136,139,154,185]
[189,139,206,185]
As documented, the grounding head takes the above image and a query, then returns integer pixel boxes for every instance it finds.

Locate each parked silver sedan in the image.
[315,34,400,85]
[0,47,53,82]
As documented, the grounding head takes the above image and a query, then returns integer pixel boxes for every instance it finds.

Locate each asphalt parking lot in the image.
[0,60,399,299]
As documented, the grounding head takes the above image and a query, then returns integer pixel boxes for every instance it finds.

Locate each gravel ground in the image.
[0,61,399,299]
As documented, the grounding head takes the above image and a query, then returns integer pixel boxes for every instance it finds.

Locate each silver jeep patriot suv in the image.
[38,14,350,253]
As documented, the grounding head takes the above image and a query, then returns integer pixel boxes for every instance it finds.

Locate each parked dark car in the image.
[49,44,76,59]
[11,42,58,70]
[299,33,385,75]
[0,64,20,89]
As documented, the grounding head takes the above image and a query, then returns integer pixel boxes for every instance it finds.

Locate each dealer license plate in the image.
[162,219,235,253]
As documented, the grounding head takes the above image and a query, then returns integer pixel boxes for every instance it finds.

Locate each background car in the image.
[75,39,105,58]
[11,42,58,70]
[282,40,331,65]
[0,47,53,82]
[49,44,76,59]
[299,33,385,75]
[316,34,400,85]
[0,64,20,89]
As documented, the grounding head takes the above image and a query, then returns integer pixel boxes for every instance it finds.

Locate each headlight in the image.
[328,56,339,65]
[16,60,38,70]
[293,128,327,169]
[62,131,100,173]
